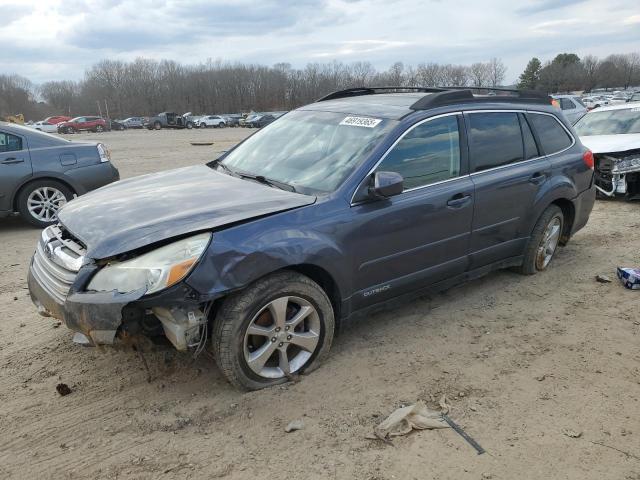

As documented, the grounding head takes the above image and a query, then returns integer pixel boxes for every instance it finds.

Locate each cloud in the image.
[0,0,638,85]
[516,0,587,15]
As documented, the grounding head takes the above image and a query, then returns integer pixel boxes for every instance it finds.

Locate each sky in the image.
[1,0,639,85]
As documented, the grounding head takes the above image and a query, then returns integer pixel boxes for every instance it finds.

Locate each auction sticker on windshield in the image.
[340,116,382,128]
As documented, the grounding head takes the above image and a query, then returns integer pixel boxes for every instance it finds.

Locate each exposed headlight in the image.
[87,233,211,295]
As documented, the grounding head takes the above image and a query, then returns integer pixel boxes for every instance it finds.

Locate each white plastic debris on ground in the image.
[369,401,450,441]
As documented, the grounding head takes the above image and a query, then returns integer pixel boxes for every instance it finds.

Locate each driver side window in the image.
[0,132,23,153]
[375,115,461,190]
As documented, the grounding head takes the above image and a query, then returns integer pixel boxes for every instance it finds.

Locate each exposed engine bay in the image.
[594,149,640,200]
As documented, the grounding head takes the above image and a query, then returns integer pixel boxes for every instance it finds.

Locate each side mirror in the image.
[369,171,404,199]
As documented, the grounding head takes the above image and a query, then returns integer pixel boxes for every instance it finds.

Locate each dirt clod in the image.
[55,383,72,396]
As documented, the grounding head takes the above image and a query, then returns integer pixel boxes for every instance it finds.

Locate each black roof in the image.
[301,87,553,120]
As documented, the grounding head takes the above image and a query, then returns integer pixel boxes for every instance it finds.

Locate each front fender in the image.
[186,218,348,301]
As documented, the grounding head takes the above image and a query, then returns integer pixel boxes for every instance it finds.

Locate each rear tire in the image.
[212,271,335,391]
[518,205,564,275]
[17,179,74,228]
[153,121,161,130]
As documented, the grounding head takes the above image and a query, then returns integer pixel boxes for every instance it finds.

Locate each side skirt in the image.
[342,255,523,324]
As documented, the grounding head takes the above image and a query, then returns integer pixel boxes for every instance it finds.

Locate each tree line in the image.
[2,58,507,119]
[1,51,638,120]
[518,52,640,93]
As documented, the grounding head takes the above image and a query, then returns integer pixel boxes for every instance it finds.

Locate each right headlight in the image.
[87,232,211,295]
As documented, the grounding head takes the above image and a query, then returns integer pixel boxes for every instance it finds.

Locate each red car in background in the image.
[44,115,71,125]
[57,116,109,134]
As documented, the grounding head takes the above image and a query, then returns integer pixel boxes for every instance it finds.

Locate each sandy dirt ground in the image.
[0,128,639,480]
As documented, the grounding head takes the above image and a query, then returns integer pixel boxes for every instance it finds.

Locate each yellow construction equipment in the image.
[2,114,25,124]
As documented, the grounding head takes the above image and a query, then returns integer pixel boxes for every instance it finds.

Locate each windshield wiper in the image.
[208,158,237,176]
[236,171,297,193]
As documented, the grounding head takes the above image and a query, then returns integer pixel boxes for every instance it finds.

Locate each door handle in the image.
[447,193,472,208]
[529,172,547,185]
[0,157,23,164]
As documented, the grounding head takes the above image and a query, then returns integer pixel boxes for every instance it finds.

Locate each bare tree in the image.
[487,58,507,87]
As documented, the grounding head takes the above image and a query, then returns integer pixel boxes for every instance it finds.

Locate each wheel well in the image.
[551,198,575,245]
[287,264,342,327]
[13,177,76,211]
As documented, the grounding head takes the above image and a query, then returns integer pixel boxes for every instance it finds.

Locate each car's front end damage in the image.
[26,164,317,351]
[593,149,640,199]
[28,224,212,350]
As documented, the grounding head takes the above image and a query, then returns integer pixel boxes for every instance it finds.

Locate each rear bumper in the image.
[571,184,596,235]
[66,162,120,194]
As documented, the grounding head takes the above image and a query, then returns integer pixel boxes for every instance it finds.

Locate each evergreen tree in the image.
[518,57,541,89]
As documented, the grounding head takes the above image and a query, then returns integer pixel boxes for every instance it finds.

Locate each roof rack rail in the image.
[409,87,551,110]
[316,86,447,102]
[315,85,551,108]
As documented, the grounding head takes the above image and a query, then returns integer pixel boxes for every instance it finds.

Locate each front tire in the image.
[518,205,564,275]
[186,122,194,129]
[17,180,73,228]
[212,271,335,391]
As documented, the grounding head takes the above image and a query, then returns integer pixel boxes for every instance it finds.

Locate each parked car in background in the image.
[121,117,144,128]
[222,114,242,127]
[109,120,126,131]
[247,114,276,128]
[0,122,119,227]
[574,102,640,200]
[144,112,196,130]
[198,115,227,128]
[57,116,109,134]
[551,95,587,124]
[44,116,72,125]
[627,93,640,103]
[240,112,262,127]
[27,121,59,133]
[582,96,610,110]
[26,87,595,391]
[610,94,629,105]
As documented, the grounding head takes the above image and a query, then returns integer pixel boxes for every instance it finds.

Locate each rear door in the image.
[351,113,474,308]
[466,111,551,269]
[0,130,32,212]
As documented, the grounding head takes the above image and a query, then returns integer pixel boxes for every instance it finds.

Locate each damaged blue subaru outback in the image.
[28,87,596,390]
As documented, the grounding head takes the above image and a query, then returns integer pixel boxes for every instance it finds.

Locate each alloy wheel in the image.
[243,296,321,379]
[535,216,562,270]
[27,187,67,223]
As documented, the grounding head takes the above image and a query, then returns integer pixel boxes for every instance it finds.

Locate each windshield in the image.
[574,108,640,136]
[219,110,396,193]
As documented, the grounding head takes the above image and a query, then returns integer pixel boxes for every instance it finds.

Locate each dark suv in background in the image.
[28,87,595,390]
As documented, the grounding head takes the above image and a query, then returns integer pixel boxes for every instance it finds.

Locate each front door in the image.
[350,113,474,309]
[0,130,32,212]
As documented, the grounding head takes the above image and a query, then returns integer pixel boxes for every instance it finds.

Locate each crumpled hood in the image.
[58,165,316,259]
[580,133,640,154]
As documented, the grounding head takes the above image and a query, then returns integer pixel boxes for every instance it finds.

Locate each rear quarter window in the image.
[528,113,573,155]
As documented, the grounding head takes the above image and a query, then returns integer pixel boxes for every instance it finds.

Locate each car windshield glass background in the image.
[469,112,523,172]
[375,115,460,190]
[528,114,572,154]
[0,132,22,152]
[221,111,396,193]
[574,109,640,136]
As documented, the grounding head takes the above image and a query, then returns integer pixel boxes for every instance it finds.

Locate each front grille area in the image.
[30,225,86,304]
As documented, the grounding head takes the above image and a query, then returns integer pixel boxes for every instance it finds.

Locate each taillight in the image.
[97,143,111,163]
[583,150,594,170]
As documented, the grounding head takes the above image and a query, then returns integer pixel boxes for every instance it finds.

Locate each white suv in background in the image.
[198,115,227,128]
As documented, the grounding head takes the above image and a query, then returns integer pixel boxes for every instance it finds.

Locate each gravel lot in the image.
[0,128,639,480]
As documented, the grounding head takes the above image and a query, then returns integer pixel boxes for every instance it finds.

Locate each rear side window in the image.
[0,132,23,152]
[468,112,523,172]
[519,114,539,160]
[560,98,575,110]
[376,115,460,190]
[528,113,573,155]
